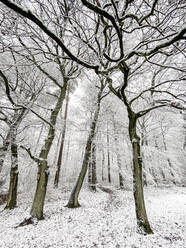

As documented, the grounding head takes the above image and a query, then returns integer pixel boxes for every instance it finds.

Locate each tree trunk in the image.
[101,150,105,182]
[88,160,92,187]
[91,142,97,191]
[0,108,25,188]
[107,125,111,183]
[88,142,97,192]
[54,85,70,187]
[4,109,26,207]
[183,111,186,150]
[31,85,67,220]
[66,86,103,208]
[129,113,153,234]
[30,159,49,219]
[5,138,18,209]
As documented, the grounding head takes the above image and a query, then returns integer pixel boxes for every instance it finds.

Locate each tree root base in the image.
[137,223,154,235]
[4,205,17,210]
[65,202,81,208]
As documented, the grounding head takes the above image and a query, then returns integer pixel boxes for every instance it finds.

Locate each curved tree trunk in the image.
[129,113,153,234]
[30,85,67,220]
[66,86,103,208]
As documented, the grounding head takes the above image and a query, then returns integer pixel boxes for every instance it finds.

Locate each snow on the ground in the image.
[0,187,185,248]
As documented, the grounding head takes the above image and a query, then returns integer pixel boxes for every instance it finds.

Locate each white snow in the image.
[0,187,185,248]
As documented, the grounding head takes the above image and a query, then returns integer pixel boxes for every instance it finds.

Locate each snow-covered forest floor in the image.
[0,186,185,248]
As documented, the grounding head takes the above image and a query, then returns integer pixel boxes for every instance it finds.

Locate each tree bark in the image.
[107,124,111,183]
[66,86,103,208]
[31,85,67,220]
[54,85,70,187]
[88,142,97,192]
[183,111,186,150]
[0,109,25,188]
[4,109,26,207]
[5,134,18,209]
[91,142,97,191]
[129,113,153,234]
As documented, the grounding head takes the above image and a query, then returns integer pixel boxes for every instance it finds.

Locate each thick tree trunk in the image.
[54,85,70,187]
[31,85,66,220]
[5,140,18,209]
[30,159,49,219]
[66,87,103,208]
[129,114,153,234]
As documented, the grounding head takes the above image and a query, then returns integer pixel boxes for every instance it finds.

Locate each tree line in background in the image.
[0,0,186,235]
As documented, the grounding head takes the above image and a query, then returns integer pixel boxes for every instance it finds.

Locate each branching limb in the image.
[20,146,40,163]
[0,0,99,71]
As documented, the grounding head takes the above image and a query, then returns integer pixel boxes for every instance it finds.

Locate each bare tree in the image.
[1,0,185,234]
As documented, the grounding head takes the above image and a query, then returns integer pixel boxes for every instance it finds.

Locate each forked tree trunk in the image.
[66,87,103,208]
[30,85,67,220]
[54,85,70,187]
[5,136,18,209]
[129,113,153,234]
